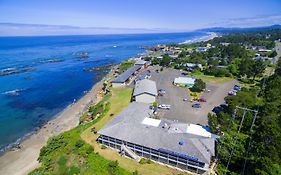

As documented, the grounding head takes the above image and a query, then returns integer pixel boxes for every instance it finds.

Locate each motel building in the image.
[111,65,142,87]
[97,103,217,174]
[133,79,157,104]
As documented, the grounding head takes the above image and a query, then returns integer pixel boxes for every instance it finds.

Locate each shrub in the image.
[107,160,119,174]
[139,158,152,164]
[191,79,206,92]
[101,145,107,149]
[75,140,85,148]
[132,170,139,175]
[139,158,146,164]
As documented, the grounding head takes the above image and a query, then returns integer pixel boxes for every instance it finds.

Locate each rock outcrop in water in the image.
[83,63,116,72]
[75,52,90,59]
[0,68,35,76]
[38,59,64,64]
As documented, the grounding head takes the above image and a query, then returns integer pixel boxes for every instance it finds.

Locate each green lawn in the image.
[190,72,233,83]
[118,60,135,73]
[92,87,133,131]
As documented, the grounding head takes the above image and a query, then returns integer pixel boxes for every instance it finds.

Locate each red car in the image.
[198,98,207,102]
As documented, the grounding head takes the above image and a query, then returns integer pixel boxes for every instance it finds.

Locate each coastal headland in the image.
[0,33,217,175]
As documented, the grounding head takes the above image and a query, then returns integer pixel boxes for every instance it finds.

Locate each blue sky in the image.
[0,0,281,35]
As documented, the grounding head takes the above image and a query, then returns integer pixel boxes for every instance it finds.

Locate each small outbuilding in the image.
[133,79,157,103]
[174,77,195,87]
[135,59,149,68]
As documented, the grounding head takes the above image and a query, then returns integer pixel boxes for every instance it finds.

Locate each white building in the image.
[133,79,157,103]
[98,102,218,174]
[174,77,195,87]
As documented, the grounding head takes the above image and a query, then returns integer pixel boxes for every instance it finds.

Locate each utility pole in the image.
[224,106,258,175]
[241,111,258,175]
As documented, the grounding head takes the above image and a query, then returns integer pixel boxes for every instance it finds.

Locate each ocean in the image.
[0,32,207,152]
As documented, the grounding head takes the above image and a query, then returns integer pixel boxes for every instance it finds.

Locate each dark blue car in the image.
[234,85,242,91]
[192,103,201,108]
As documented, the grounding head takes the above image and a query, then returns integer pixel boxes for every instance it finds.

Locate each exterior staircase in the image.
[121,144,140,161]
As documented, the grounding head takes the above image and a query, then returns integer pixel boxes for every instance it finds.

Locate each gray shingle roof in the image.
[98,102,216,164]
[112,65,142,83]
[135,60,147,65]
[133,79,157,97]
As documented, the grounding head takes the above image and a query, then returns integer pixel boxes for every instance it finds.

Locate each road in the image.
[274,41,281,64]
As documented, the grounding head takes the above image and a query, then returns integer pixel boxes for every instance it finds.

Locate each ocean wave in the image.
[0,67,35,76]
[2,88,27,96]
[0,130,36,155]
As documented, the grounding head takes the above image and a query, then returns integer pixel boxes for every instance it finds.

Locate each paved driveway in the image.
[149,66,237,125]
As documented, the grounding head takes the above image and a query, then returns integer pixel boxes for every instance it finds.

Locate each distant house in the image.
[184,63,203,70]
[112,65,142,87]
[220,42,230,46]
[133,79,157,103]
[258,49,272,52]
[196,47,208,52]
[216,65,228,69]
[135,59,149,68]
[174,77,195,87]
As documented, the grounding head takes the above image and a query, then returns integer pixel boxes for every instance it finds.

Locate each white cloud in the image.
[206,15,281,28]
[0,23,171,36]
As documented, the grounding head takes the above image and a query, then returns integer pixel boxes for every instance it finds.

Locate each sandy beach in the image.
[180,32,218,44]
[0,68,115,175]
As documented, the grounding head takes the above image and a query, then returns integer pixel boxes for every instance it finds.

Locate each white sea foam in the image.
[2,89,26,96]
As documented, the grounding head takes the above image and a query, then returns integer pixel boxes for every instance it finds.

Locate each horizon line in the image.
[0,22,280,37]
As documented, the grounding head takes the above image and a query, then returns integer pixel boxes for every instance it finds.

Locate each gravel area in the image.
[148,66,238,125]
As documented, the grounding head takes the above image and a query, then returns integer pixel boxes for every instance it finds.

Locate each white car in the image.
[158,104,171,109]
[228,90,237,96]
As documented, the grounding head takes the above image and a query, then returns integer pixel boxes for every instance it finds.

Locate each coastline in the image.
[0,66,116,175]
[0,33,210,175]
[179,32,218,44]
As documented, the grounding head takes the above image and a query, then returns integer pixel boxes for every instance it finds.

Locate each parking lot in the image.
[149,66,237,125]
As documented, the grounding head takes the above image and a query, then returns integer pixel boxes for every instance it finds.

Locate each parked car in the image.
[212,104,228,114]
[192,98,199,101]
[212,106,222,113]
[183,98,188,101]
[228,90,237,95]
[158,104,171,110]
[234,85,242,91]
[192,103,201,108]
[158,89,166,96]
[197,98,207,102]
